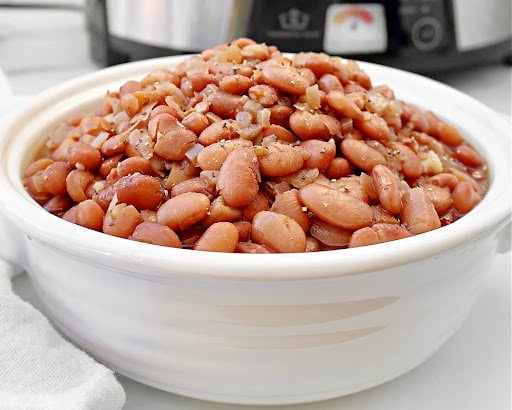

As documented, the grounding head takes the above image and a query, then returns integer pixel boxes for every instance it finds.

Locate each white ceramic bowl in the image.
[0,57,510,405]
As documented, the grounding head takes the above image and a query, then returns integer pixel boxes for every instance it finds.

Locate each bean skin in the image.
[130,221,182,248]
[400,187,441,234]
[251,211,306,253]
[298,183,373,230]
[341,138,386,173]
[157,192,210,231]
[259,142,304,177]
[371,164,402,214]
[217,146,260,207]
[114,174,164,210]
[194,222,239,252]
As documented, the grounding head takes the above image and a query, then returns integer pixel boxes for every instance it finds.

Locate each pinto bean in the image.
[116,156,152,177]
[309,217,352,248]
[289,110,341,140]
[157,192,210,230]
[427,172,459,190]
[248,84,278,107]
[437,122,465,146]
[318,74,343,93]
[242,190,270,221]
[349,223,411,247]
[325,157,354,179]
[198,119,240,146]
[298,183,372,230]
[300,139,336,171]
[371,164,402,214]
[340,138,386,173]
[114,174,164,210]
[206,91,244,119]
[258,141,304,177]
[171,177,215,200]
[103,203,143,238]
[269,104,294,127]
[217,146,260,207]
[66,142,102,170]
[235,242,274,253]
[218,74,253,95]
[355,113,391,141]
[262,124,296,143]
[387,142,422,180]
[43,194,72,216]
[182,111,209,134]
[454,144,484,167]
[24,158,53,178]
[452,181,481,214]
[130,221,182,248]
[74,199,105,231]
[202,196,242,227]
[326,90,364,121]
[270,189,310,232]
[261,65,311,95]
[154,120,197,161]
[66,169,94,202]
[42,161,72,195]
[251,211,306,253]
[400,187,441,234]
[424,184,452,216]
[193,222,239,252]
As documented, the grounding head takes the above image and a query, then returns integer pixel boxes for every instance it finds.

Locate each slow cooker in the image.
[85,0,511,72]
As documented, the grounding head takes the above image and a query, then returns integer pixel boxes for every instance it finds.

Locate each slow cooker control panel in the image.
[398,0,452,52]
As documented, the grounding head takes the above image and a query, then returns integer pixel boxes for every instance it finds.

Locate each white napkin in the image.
[0,70,126,410]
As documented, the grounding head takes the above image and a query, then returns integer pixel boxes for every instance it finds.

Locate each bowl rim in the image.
[0,55,510,282]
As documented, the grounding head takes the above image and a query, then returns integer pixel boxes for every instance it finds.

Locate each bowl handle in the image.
[496,220,511,254]
[0,208,25,269]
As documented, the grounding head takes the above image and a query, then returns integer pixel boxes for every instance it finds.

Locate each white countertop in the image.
[1,5,511,410]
